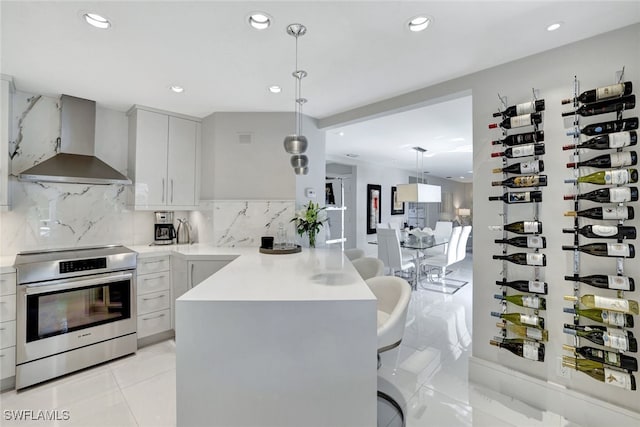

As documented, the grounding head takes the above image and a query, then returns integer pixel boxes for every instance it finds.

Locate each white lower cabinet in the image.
[136,256,171,340]
[188,260,231,288]
[137,309,171,339]
[0,271,16,382]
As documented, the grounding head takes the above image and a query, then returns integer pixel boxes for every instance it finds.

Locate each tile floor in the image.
[1,253,573,426]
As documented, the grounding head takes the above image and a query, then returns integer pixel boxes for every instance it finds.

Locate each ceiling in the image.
[2,1,639,182]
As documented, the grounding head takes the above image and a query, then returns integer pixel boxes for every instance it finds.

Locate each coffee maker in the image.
[154,212,176,245]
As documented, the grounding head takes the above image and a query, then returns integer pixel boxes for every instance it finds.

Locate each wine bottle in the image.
[564,307,634,328]
[493,100,545,118]
[492,160,544,174]
[489,339,545,362]
[563,324,637,352]
[562,225,636,240]
[488,112,542,129]
[564,295,639,315]
[495,279,548,294]
[565,169,638,185]
[488,191,542,204]
[564,274,635,292]
[566,151,637,169]
[567,117,638,137]
[562,130,637,151]
[561,94,635,117]
[491,130,544,146]
[493,252,546,266]
[491,175,547,188]
[491,143,545,158]
[563,187,638,203]
[564,206,634,220]
[491,311,545,329]
[488,221,542,235]
[497,322,549,341]
[561,242,635,258]
[494,235,546,248]
[563,344,638,372]
[562,82,633,105]
[562,357,636,390]
[494,294,546,310]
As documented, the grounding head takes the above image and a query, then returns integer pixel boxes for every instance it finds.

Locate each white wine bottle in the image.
[493,252,546,266]
[497,322,549,341]
[561,243,635,258]
[565,169,638,185]
[564,274,635,291]
[495,279,548,294]
[562,356,636,390]
[563,324,637,352]
[564,294,639,315]
[488,221,542,235]
[564,307,634,328]
[563,344,638,372]
[491,311,545,329]
[494,294,546,310]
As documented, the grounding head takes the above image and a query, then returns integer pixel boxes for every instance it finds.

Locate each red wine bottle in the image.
[495,235,546,249]
[496,279,548,294]
[563,344,638,372]
[491,130,544,146]
[566,151,637,169]
[488,221,542,235]
[492,160,544,174]
[493,252,546,266]
[562,225,636,240]
[564,206,634,220]
[489,113,542,129]
[492,144,545,159]
[493,100,545,118]
[489,191,542,204]
[561,94,635,117]
[489,339,545,362]
[564,274,635,291]
[566,117,638,137]
[491,175,547,188]
[563,187,638,203]
[563,131,637,151]
[562,82,633,105]
[563,324,637,352]
[561,243,635,258]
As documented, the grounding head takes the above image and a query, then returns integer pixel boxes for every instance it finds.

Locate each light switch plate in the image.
[305,188,316,198]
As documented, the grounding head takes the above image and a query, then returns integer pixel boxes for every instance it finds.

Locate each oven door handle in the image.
[23,272,133,296]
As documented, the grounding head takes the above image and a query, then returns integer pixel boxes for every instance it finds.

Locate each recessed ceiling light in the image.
[467,170,473,174]
[346,153,359,158]
[408,15,433,32]
[84,12,111,29]
[547,22,562,32]
[338,131,345,136]
[268,85,281,93]
[170,85,184,93]
[248,12,272,30]
[459,176,465,179]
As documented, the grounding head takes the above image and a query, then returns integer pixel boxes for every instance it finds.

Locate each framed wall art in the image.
[366,184,381,234]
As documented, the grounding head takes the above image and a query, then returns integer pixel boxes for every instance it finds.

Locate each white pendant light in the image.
[396,147,441,203]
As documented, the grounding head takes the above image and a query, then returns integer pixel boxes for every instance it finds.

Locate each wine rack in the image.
[562,71,638,390]
[488,90,548,362]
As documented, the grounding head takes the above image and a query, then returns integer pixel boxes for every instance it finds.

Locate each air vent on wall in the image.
[238,133,253,144]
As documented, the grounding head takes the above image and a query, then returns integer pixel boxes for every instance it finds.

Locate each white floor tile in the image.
[120,369,176,427]
[109,350,176,389]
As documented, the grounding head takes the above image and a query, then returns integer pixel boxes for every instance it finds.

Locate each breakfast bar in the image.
[175,248,377,427]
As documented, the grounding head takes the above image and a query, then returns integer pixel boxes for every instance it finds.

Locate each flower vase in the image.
[307,229,317,248]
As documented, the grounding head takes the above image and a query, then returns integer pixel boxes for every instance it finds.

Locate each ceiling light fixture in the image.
[547,22,562,32]
[283,23,309,175]
[170,85,184,93]
[396,147,442,203]
[408,15,433,32]
[338,131,345,136]
[346,153,359,158]
[268,85,281,93]
[248,12,272,30]
[83,12,111,29]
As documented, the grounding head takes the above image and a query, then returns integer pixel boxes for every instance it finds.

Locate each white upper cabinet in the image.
[0,76,14,211]
[128,106,201,210]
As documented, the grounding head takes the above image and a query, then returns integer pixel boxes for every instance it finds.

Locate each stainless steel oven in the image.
[14,245,137,389]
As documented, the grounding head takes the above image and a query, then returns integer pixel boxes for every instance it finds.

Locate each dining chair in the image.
[376,228,415,284]
[344,248,365,261]
[421,226,462,282]
[456,226,472,263]
[351,257,385,281]
[423,221,453,256]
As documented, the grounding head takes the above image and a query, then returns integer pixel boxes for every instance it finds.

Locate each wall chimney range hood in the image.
[18,94,131,185]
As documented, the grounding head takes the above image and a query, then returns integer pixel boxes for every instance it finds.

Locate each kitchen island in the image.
[175,247,377,427]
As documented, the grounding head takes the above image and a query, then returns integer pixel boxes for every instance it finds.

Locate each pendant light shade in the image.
[284,135,308,154]
[290,154,309,168]
[396,147,442,202]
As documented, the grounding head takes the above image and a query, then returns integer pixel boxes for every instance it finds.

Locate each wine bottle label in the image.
[604,169,629,185]
[609,152,633,168]
[520,161,540,174]
[526,236,544,248]
[523,341,539,361]
[602,206,629,220]
[609,187,632,202]
[511,144,535,157]
[591,225,618,237]
[508,192,531,203]
[602,310,626,327]
[520,314,539,326]
[597,83,625,101]
[513,176,539,187]
[606,243,630,257]
[510,114,532,128]
[523,221,539,233]
[528,280,545,293]
[609,132,631,148]
[594,295,630,312]
[516,101,535,115]
[608,275,631,291]
[604,329,629,351]
[605,351,621,366]
[526,253,544,266]
[522,295,540,309]
[603,368,634,390]
[526,327,543,341]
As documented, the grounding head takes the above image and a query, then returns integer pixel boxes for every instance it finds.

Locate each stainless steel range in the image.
[14,245,137,389]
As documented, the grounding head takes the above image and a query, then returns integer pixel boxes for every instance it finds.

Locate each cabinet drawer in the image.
[137,256,170,275]
[137,290,170,315]
[0,321,16,350]
[0,295,16,323]
[137,309,171,338]
[0,346,15,379]
[138,272,170,295]
[0,273,16,296]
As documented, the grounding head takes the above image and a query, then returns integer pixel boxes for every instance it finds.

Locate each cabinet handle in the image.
[143,276,161,281]
[143,313,166,321]
[162,179,165,203]
[142,260,164,265]
[190,263,194,288]
[171,179,174,203]
[143,294,165,301]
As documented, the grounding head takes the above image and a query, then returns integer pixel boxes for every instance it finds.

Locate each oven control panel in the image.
[59,257,107,274]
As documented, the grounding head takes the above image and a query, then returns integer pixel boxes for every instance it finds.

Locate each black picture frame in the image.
[390,186,405,215]
[325,183,336,205]
[366,184,382,235]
